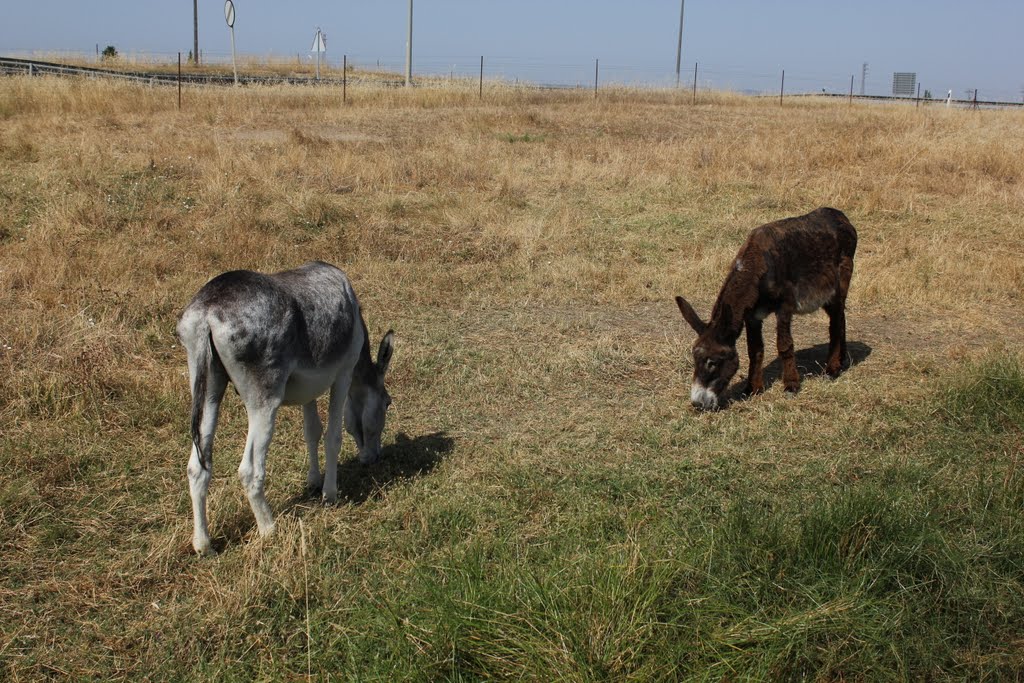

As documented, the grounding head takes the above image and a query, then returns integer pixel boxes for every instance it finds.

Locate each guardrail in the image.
[780,91,1023,109]
[5,56,1023,108]
[0,56,403,88]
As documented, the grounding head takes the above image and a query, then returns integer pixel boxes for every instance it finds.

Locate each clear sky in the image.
[2,1,1021,99]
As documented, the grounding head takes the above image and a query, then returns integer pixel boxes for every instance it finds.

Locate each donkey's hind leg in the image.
[187,362,228,556]
[824,256,854,378]
[239,399,282,537]
[824,300,847,378]
[776,307,801,394]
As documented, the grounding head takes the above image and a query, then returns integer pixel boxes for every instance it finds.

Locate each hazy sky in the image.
[2,2,1021,99]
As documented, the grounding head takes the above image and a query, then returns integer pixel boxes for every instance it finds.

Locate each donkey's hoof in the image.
[322,490,338,505]
[193,543,217,558]
[742,382,765,397]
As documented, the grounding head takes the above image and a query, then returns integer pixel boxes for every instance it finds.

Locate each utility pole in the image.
[193,0,199,65]
[674,0,685,87]
[405,0,413,86]
[860,62,868,96]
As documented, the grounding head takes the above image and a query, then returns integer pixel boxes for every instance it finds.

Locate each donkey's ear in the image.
[376,330,395,375]
[675,296,707,335]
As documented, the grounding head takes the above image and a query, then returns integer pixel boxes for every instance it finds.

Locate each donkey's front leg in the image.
[321,374,353,504]
[776,308,800,394]
[744,318,766,395]
[302,401,323,492]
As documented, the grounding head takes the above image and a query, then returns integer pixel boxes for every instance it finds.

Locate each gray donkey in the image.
[177,261,394,556]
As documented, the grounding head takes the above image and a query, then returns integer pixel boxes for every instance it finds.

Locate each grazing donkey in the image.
[675,207,857,411]
[177,261,395,556]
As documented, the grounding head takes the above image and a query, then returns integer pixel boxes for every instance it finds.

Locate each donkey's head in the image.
[346,330,395,464]
[675,296,739,411]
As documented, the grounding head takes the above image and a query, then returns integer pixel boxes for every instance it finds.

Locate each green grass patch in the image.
[500,132,547,144]
[116,358,1024,680]
[940,355,1024,434]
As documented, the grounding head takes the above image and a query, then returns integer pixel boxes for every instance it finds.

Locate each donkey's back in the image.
[178,261,363,407]
[740,206,858,315]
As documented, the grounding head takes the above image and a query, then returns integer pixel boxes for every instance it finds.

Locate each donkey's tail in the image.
[188,327,217,470]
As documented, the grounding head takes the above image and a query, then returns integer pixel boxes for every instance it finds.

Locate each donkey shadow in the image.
[284,430,454,508]
[333,430,454,505]
[723,340,872,405]
[211,431,453,552]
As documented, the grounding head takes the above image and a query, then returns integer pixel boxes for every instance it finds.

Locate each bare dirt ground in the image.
[480,299,1024,408]
[515,300,1024,369]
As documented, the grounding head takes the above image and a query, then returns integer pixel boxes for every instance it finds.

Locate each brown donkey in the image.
[675,207,857,410]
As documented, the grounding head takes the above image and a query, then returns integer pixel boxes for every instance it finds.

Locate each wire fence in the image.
[4,48,1023,105]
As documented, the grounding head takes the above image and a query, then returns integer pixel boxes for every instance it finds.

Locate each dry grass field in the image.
[2,75,1023,680]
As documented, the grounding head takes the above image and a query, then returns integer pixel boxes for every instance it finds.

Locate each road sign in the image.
[312,29,327,53]
[311,28,327,80]
[225,0,237,84]
[892,72,916,97]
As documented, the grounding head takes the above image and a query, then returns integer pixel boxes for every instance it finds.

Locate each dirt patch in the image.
[486,301,1024,359]
[233,128,385,145]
